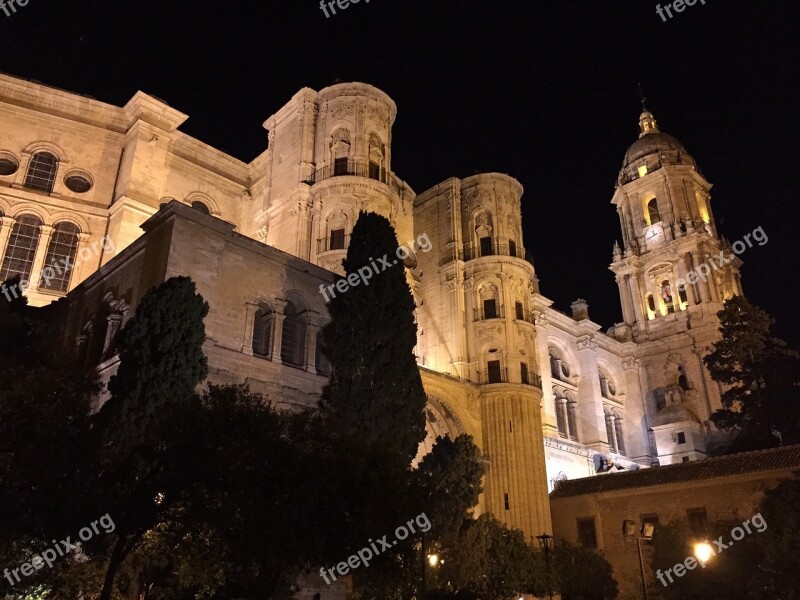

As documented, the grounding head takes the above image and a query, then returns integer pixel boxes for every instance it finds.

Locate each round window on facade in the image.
[65,173,93,193]
[0,155,19,176]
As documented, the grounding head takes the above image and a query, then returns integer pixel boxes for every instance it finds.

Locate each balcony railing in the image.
[462,241,535,266]
[303,159,404,194]
[513,307,537,325]
[477,368,542,388]
[317,233,351,254]
[474,305,504,322]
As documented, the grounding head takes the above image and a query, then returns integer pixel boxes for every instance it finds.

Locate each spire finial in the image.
[638,83,648,112]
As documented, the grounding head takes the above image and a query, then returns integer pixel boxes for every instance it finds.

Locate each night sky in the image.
[2,0,798,345]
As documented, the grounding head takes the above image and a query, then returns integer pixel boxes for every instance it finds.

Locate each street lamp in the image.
[622,520,654,600]
[694,542,714,566]
[428,553,440,567]
[535,533,554,600]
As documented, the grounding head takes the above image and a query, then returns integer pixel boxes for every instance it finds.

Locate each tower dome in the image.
[617,108,699,186]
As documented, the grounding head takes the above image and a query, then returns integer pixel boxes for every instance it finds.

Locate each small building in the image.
[549,445,800,595]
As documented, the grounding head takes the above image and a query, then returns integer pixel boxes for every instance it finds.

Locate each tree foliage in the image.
[704,296,800,451]
[321,211,427,463]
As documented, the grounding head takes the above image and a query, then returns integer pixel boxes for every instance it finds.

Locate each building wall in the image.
[550,467,796,597]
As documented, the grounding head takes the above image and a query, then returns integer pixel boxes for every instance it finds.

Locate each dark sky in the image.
[1,0,798,345]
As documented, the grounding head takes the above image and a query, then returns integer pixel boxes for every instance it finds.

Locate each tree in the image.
[321,211,427,463]
[437,514,544,599]
[0,275,99,597]
[748,472,800,599]
[553,542,618,600]
[92,276,209,600]
[704,296,800,451]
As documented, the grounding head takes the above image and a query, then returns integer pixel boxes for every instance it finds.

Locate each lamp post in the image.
[622,520,654,600]
[535,533,554,600]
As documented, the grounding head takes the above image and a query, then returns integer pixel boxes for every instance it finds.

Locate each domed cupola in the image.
[617,107,700,186]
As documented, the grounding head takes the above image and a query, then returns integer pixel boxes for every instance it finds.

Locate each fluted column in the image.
[480,389,552,539]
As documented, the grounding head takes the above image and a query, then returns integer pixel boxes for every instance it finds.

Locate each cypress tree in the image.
[321,211,427,462]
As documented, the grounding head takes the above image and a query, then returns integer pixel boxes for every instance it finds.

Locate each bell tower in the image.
[609,103,740,462]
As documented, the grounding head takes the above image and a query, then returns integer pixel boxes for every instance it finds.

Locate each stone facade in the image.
[0,73,740,541]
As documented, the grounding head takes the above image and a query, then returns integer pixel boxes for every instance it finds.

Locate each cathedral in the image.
[0,74,740,540]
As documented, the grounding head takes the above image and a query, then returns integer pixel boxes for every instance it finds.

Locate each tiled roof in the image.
[550,445,800,499]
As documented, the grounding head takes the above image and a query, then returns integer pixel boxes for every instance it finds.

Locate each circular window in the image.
[65,173,93,193]
[561,363,571,378]
[0,156,18,176]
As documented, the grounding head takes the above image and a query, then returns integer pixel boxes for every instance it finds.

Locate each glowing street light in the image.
[428,554,439,567]
[694,542,714,565]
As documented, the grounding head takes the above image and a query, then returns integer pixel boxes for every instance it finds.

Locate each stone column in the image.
[617,275,635,324]
[271,299,288,362]
[305,315,321,372]
[29,224,53,291]
[692,252,712,303]
[628,273,646,324]
[575,337,607,452]
[241,302,258,356]
[480,389,552,539]
[0,215,15,261]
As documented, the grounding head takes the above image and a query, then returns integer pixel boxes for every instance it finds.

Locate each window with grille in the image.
[687,508,708,535]
[0,214,43,284]
[577,517,598,548]
[24,152,58,193]
[252,304,274,358]
[333,157,348,176]
[40,222,80,292]
[483,298,497,319]
[329,228,345,250]
[487,360,502,384]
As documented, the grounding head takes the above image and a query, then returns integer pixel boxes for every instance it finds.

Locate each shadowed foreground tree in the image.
[0,275,99,596]
[704,296,800,452]
[91,276,209,600]
[320,211,427,463]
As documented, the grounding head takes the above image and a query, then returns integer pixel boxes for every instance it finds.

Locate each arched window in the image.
[316,329,331,375]
[331,129,351,176]
[368,133,384,181]
[24,152,59,193]
[549,348,570,382]
[191,201,210,215]
[40,222,80,292]
[678,366,690,391]
[647,198,661,224]
[252,303,274,358]
[0,214,43,284]
[281,300,307,367]
[661,280,675,314]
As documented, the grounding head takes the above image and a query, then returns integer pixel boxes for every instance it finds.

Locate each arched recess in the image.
[472,209,495,257]
[320,205,353,252]
[330,128,351,173]
[183,192,220,216]
[47,211,91,232]
[546,337,581,381]
[412,395,466,467]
